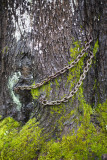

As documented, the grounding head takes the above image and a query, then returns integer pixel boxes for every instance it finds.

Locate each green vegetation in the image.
[93,40,99,57]
[0,118,43,160]
[31,82,41,99]
[0,117,20,154]
[67,40,85,93]
[31,81,52,99]
[95,99,107,132]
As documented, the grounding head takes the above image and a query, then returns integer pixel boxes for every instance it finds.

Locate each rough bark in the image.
[0,0,106,137]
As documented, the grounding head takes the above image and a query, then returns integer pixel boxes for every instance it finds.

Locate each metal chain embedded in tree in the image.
[14,36,94,106]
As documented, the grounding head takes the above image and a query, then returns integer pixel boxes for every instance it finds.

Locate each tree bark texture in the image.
[0,0,107,137]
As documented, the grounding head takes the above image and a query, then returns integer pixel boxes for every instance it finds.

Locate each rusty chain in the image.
[14,36,93,106]
[41,51,93,106]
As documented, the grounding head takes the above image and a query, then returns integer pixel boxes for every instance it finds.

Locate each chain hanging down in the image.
[14,36,93,106]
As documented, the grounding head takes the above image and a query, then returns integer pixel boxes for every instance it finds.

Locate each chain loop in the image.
[14,37,93,106]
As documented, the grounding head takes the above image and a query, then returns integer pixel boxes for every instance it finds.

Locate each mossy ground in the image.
[0,40,106,160]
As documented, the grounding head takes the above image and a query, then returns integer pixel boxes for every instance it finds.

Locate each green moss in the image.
[0,118,43,160]
[38,100,107,160]
[31,81,52,99]
[50,104,67,131]
[43,82,51,98]
[0,117,21,155]
[93,40,99,57]
[95,99,107,132]
[67,40,85,93]
[31,87,40,99]
[31,82,40,99]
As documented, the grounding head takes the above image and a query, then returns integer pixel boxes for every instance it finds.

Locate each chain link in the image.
[14,37,93,106]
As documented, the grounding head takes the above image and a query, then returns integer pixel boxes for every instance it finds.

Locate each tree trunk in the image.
[0,0,106,138]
